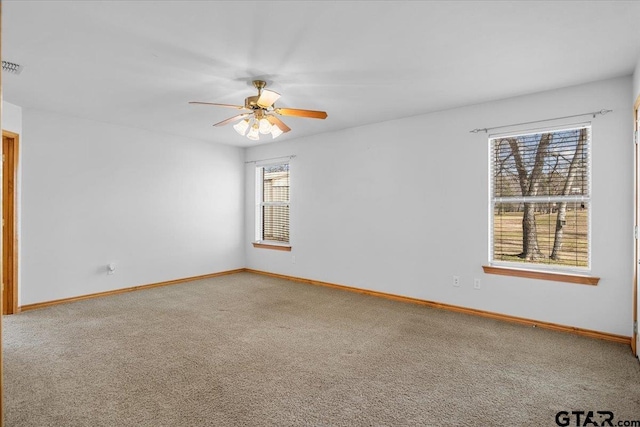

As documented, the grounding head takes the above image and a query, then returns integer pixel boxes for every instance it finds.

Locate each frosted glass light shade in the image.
[247,124,260,141]
[270,124,283,139]
[233,119,250,136]
[258,118,272,134]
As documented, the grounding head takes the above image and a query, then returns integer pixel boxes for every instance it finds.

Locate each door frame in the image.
[2,130,19,315]
[634,95,640,357]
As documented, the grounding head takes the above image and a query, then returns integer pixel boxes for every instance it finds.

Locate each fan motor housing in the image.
[244,95,262,110]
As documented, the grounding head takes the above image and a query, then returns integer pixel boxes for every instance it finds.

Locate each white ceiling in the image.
[3,1,640,147]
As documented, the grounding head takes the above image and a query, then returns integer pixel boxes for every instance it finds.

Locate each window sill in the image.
[252,242,292,252]
[482,265,599,286]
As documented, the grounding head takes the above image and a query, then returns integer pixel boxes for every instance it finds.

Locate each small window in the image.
[255,162,290,245]
[490,125,590,271]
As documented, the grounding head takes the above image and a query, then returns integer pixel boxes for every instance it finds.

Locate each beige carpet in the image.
[3,272,640,426]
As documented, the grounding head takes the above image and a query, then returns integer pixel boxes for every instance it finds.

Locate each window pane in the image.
[263,164,290,203]
[492,127,589,198]
[493,202,588,268]
[262,205,289,242]
[260,163,290,243]
[260,163,289,243]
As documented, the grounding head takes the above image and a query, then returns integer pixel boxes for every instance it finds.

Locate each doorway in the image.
[2,131,18,315]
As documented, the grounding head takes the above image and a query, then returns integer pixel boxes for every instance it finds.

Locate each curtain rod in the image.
[469,109,612,134]
[244,155,296,164]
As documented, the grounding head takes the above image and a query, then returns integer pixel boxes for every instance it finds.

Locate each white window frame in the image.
[488,124,592,274]
[254,161,291,248]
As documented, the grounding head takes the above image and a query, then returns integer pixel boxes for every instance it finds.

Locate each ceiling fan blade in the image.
[257,89,281,108]
[213,113,253,127]
[275,108,327,119]
[189,101,247,109]
[266,115,291,133]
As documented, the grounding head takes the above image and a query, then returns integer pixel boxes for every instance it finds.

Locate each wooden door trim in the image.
[2,130,19,315]
[1,2,5,423]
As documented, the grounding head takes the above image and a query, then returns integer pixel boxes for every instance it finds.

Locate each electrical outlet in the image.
[453,276,460,287]
[292,255,296,264]
[474,278,481,290]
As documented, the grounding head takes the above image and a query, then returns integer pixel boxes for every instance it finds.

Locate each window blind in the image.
[490,125,590,269]
[261,163,290,243]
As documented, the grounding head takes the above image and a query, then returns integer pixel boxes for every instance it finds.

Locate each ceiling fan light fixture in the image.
[247,123,260,141]
[258,117,272,134]
[270,124,283,139]
[190,80,327,141]
[233,119,250,136]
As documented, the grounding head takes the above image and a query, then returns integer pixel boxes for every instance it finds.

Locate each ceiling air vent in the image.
[2,61,23,75]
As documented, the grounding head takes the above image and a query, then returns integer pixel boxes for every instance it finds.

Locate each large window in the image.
[256,162,290,245]
[490,125,590,271]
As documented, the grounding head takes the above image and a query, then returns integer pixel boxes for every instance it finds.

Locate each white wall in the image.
[245,76,633,337]
[2,101,23,134]
[634,57,640,102]
[21,109,244,305]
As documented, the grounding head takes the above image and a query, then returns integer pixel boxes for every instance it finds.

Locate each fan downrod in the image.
[252,80,267,93]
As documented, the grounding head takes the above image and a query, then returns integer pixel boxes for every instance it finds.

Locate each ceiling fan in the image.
[189,80,328,141]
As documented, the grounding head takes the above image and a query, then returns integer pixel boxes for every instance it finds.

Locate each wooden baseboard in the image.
[245,269,631,346]
[19,269,245,312]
